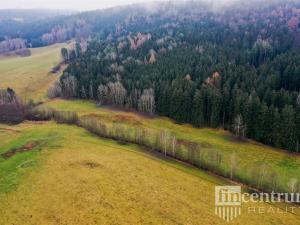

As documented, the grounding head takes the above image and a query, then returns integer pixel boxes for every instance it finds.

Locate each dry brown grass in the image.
[0,43,69,100]
[0,122,300,224]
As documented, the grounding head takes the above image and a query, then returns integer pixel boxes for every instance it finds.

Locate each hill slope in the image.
[1,122,300,225]
[46,99,300,193]
[0,43,67,100]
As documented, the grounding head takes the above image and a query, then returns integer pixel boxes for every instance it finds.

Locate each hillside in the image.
[0,43,68,100]
[47,99,300,193]
[1,122,300,224]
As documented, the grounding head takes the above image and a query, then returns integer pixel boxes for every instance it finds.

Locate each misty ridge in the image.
[1,0,299,48]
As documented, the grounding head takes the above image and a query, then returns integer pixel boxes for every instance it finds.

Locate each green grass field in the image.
[0,43,68,100]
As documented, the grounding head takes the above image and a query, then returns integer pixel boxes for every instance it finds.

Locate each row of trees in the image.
[0,88,79,124]
[61,41,87,63]
[75,116,292,193]
[49,76,156,115]
[0,91,295,194]
[1,86,297,194]
[41,21,90,46]
[0,38,26,54]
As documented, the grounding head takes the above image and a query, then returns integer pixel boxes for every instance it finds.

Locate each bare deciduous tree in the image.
[0,38,26,54]
[288,178,298,193]
[47,81,62,99]
[171,135,177,157]
[97,84,108,105]
[113,82,127,105]
[138,88,155,114]
[233,114,246,138]
[105,81,127,106]
[61,76,77,98]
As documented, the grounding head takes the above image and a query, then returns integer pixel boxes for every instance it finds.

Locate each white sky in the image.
[0,0,171,11]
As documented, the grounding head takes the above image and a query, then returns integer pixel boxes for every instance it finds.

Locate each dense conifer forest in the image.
[2,1,300,152]
[51,0,300,152]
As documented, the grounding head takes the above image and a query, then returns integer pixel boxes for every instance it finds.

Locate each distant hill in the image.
[0,9,76,46]
[0,9,76,22]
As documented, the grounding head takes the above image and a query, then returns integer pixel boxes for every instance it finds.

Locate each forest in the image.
[1,1,300,152]
[48,0,300,152]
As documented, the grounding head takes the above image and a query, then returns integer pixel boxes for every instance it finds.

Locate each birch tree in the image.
[138,88,155,114]
[233,114,246,138]
[97,84,108,105]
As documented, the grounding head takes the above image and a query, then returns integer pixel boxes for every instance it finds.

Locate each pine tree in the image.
[89,81,94,99]
[191,89,205,127]
[61,48,69,63]
[280,105,296,151]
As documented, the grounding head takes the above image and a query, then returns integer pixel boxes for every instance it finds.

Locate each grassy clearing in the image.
[47,99,300,192]
[0,121,300,224]
[0,123,60,192]
[0,43,69,100]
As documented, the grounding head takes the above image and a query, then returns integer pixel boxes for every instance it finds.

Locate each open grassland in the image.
[0,121,300,225]
[47,99,300,192]
[0,123,60,192]
[0,43,68,100]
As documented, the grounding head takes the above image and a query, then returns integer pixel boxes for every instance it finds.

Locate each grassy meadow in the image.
[1,122,300,225]
[0,43,68,100]
[46,99,300,193]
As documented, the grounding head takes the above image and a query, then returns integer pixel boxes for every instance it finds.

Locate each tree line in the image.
[25,104,300,194]
[2,90,299,194]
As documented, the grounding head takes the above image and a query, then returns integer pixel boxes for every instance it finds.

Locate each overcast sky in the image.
[0,0,171,11]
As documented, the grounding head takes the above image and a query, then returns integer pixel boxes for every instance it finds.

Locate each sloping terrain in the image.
[1,32,300,225]
[0,122,300,225]
[47,99,300,192]
[0,43,68,100]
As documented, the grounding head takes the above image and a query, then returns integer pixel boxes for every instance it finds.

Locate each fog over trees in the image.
[53,0,300,153]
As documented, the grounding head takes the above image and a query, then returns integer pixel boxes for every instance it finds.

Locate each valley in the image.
[1,1,300,224]
[0,43,299,224]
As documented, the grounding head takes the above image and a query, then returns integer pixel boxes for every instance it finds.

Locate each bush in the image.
[79,117,102,134]
[0,88,26,124]
[0,102,25,124]
[27,105,54,121]
[53,110,78,124]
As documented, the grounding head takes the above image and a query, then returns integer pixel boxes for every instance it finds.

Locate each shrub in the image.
[27,105,54,121]
[53,110,78,124]
[0,102,25,124]
[0,88,26,124]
